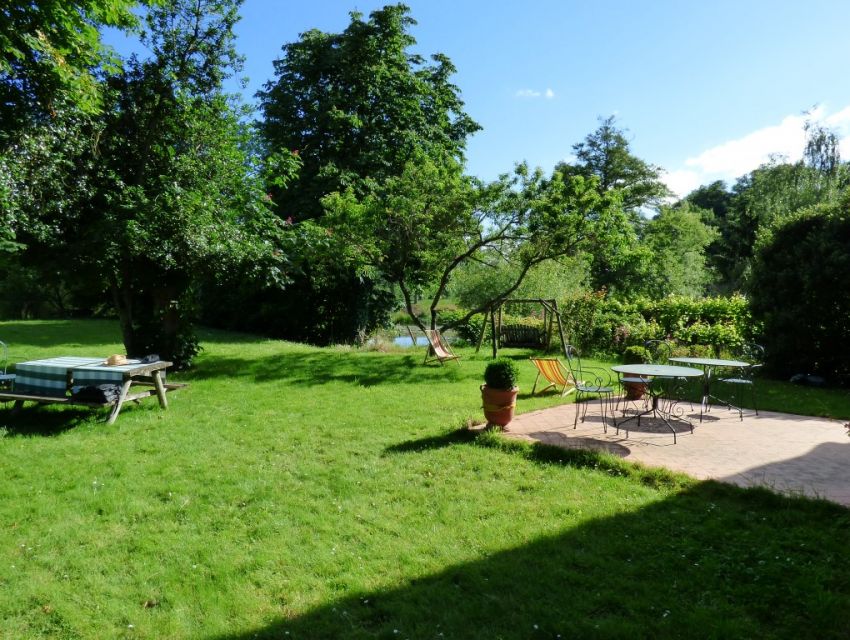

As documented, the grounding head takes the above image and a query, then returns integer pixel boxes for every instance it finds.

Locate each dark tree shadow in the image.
[180,351,475,388]
[718,440,850,504]
[204,476,850,640]
[383,428,478,454]
[0,319,123,349]
[0,403,100,436]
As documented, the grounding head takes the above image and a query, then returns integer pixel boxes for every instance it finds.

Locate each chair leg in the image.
[753,383,758,416]
[573,393,580,429]
[601,393,609,433]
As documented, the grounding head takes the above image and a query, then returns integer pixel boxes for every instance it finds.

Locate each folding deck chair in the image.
[529,357,576,397]
[423,329,460,366]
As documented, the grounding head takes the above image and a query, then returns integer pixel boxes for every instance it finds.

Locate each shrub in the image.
[622,345,651,364]
[484,358,520,390]
[438,309,487,344]
[749,199,850,382]
[559,292,757,357]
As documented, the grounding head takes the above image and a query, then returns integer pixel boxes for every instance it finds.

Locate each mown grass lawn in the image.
[1,320,849,639]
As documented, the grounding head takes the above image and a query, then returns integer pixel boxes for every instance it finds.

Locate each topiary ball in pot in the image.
[481,358,520,429]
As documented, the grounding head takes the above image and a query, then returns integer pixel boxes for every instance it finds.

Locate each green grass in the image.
[1,319,849,639]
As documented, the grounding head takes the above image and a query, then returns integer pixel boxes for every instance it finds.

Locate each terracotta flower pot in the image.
[623,381,647,400]
[481,384,518,429]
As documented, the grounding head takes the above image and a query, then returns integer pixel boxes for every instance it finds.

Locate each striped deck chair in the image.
[530,357,576,396]
[423,329,460,366]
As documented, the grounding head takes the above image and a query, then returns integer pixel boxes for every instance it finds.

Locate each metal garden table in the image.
[611,363,703,443]
[668,357,751,422]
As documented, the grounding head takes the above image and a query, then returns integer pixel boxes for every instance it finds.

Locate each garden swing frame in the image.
[474,298,569,360]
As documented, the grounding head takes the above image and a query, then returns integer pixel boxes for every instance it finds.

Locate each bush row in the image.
[432,294,759,357]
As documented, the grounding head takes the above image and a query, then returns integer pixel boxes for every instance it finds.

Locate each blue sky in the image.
[106,0,850,196]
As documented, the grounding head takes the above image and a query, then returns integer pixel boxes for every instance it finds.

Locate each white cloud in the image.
[515,87,555,99]
[663,104,850,198]
[663,169,702,199]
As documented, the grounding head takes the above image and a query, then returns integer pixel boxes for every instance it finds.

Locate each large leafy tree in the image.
[9,0,292,366]
[257,3,480,220]
[684,180,734,293]
[691,121,849,293]
[555,116,671,297]
[0,0,145,126]
[1,1,150,256]
[256,3,480,342]
[566,115,671,213]
[641,203,718,298]
[323,157,630,332]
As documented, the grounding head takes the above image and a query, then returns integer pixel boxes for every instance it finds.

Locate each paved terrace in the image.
[504,399,850,507]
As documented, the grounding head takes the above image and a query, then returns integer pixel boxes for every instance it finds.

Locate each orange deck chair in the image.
[530,357,576,396]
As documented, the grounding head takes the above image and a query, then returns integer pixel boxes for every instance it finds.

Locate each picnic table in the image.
[0,356,183,424]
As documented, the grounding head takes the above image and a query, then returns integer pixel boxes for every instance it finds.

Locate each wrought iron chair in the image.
[716,343,764,420]
[564,345,615,430]
[0,340,15,390]
[645,338,696,409]
[645,339,674,366]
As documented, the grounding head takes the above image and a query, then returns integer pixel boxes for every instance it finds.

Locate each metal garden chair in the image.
[564,345,615,430]
[716,343,764,420]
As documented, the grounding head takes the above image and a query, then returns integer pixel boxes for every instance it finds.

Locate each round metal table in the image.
[611,364,703,443]
[669,357,751,421]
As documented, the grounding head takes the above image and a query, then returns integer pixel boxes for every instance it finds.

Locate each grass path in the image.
[1,320,848,639]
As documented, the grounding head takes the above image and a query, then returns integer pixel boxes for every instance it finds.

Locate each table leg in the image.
[107,379,133,425]
[699,366,713,422]
[152,370,168,409]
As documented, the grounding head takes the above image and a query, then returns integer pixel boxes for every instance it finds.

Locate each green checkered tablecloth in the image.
[14,357,103,397]
[72,361,160,386]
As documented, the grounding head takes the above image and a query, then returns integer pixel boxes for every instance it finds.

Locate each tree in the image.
[9,0,292,366]
[1,1,150,255]
[323,157,630,333]
[556,116,671,297]
[257,3,480,220]
[683,180,734,293]
[256,3,481,342]
[641,203,718,298]
[0,0,145,128]
[706,120,850,292]
[749,196,850,382]
[566,115,671,213]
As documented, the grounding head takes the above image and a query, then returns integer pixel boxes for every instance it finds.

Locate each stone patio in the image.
[504,397,850,507]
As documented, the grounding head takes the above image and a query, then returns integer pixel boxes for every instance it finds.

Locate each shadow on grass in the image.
[181,351,477,387]
[383,428,478,454]
[0,319,123,350]
[0,403,99,436]
[208,438,850,639]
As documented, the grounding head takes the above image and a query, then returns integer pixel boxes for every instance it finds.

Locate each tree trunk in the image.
[111,277,137,356]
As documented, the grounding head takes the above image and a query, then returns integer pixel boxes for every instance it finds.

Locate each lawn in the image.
[1,320,849,639]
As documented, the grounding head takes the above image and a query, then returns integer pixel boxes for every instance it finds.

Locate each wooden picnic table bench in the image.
[0,358,185,424]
